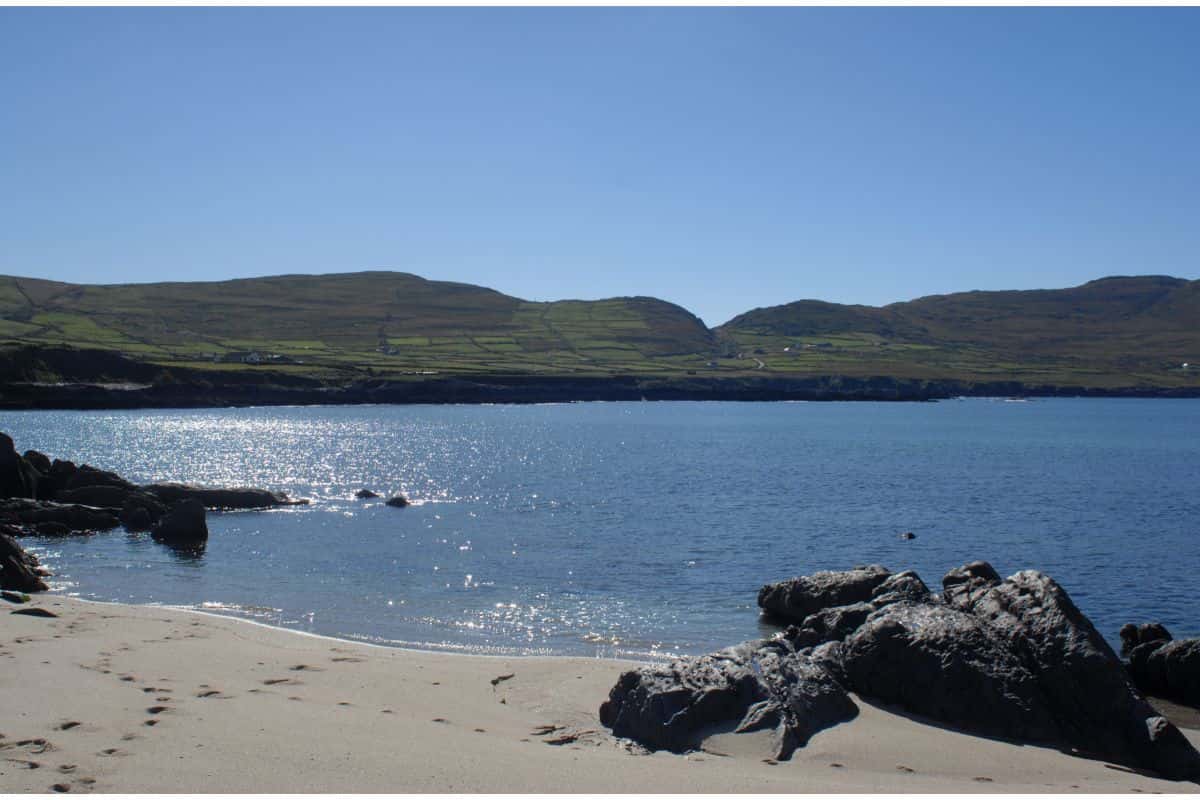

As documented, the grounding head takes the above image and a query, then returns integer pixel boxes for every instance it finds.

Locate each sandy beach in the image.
[0,596,1195,793]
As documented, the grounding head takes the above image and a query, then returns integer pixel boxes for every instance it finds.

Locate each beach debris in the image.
[490,672,515,689]
[11,607,58,618]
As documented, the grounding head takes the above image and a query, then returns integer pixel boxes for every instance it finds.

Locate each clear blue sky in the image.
[2,8,1197,325]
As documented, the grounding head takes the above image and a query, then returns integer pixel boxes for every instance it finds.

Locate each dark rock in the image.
[23,450,52,475]
[757,565,891,624]
[355,489,380,499]
[34,522,73,537]
[11,607,58,618]
[0,433,41,499]
[64,464,135,492]
[869,570,931,607]
[144,482,307,510]
[40,459,79,498]
[797,602,877,646]
[1121,622,1173,658]
[940,560,1001,610]
[0,526,48,592]
[948,569,1200,782]
[899,531,916,540]
[55,485,133,508]
[1140,639,1200,709]
[385,495,410,508]
[841,601,1060,742]
[0,498,121,533]
[119,492,167,531]
[599,636,857,759]
[151,499,208,547]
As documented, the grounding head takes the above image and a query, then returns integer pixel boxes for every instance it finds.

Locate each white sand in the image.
[2,595,1197,793]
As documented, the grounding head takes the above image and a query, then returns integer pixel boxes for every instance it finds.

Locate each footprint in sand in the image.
[289,664,323,672]
[331,656,364,663]
[262,678,295,686]
[337,701,352,707]
[57,765,76,774]
[896,765,915,773]
[143,720,159,728]
[195,690,224,699]
[973,776,994,783]
[146,706,168,715]
[50,783,70,792]
[97,748,126,757]
[6,758,41,769]
[56,722,81,731]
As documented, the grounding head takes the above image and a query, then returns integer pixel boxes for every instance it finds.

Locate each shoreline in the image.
[3,595,1198,793]
[5,373,1200,411]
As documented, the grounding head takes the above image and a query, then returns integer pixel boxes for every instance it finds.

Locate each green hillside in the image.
[1,271,1197,389]
[717,276,1200,388]
[0,272,716,378]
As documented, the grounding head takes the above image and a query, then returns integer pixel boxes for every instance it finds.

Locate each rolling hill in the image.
[0,271,1197,393]
[0,272,715,378]
[716,276,1200,387]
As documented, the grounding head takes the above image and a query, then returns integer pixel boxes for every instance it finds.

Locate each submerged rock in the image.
[355,489,380,499]
[757,565,891,623]
[599,636,857,759]
[385,495,410,508]
[144,482,307,510]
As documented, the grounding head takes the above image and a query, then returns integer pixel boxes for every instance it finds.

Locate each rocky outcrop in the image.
[0,525,48,592]
[143,482,306,510]
[151,499,208,548]
[0,498,121,533]
[599,636,857,759]
[757,565,891,623]
[385,495,409,508]
[602,562,1200,782]
[355,489,379,499]
[0,433,42,500]
[1120,624,1200,709]
[942,570,1198,780]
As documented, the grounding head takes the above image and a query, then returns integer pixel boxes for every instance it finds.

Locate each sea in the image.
[4,398,1198,659]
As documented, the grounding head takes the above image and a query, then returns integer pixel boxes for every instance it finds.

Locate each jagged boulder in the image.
[151,499,208,547]
[840,600,1060,741]
[144,482,306,510]
[944,568,1200,782]
[599,636,856,759]
[757,565,891,623]
[0,525,47,592]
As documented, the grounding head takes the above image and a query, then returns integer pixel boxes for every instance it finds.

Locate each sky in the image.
[1,8,1198,326]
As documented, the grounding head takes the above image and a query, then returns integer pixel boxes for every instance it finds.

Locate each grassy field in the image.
[1,271,1197,389]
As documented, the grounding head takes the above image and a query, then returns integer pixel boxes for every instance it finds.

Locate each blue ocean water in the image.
[3,399,1197,659]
